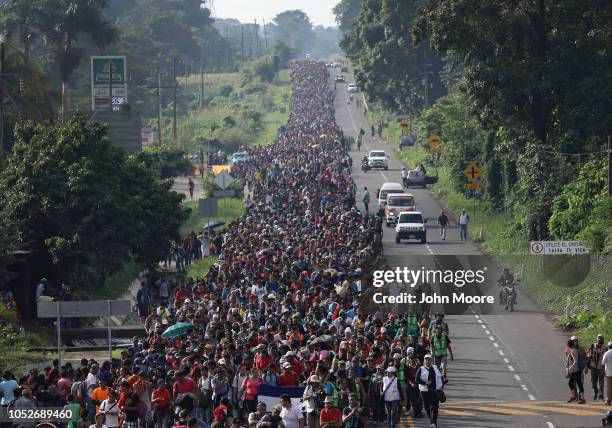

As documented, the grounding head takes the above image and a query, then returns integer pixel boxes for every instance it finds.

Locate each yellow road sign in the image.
[463,182,483,190]
[427,133,441,145]
[463,162,483,182]
[426,133,441,154]
[212,164,231,174]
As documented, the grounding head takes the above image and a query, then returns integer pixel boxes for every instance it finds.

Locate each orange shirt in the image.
[91,387,109,413]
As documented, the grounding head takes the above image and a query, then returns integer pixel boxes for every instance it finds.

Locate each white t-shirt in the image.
[99,400,120,428]
[280,404,304,428]
[459,213,469,225]
[602,349,612,377]
[85,372,98,389]
[382,375,401,401]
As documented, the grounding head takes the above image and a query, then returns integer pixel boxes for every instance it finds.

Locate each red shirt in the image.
[152,388,171,409]
[173,377,196,395]
[320,407,342,427]
[213,404,228,422]
[278,370,299,387]
[255,354,273,371]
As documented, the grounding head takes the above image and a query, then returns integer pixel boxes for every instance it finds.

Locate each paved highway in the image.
[332,75,605,427]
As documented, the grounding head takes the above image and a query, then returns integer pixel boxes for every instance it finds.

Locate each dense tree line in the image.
[337,0,611,251]
[0,114,189,289]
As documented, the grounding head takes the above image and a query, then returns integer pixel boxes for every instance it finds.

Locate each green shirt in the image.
[65,403,80,428]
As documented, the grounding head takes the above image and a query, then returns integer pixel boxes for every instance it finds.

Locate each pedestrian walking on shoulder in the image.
[437,210,448,241]
[416,354,443,428]
[458,209,469,241]
[602,341,612,405]
[362,188,370,213]
[188,177,195,199]
[586,334,606,401]
[565,337,586,404]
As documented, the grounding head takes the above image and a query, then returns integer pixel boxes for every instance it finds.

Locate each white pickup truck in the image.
[367,150,388,170]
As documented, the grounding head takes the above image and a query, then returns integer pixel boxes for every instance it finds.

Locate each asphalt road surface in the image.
[332,75,605,428]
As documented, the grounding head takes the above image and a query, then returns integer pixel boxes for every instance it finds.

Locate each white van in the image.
[377,182,404,208]
[385,193,416,226]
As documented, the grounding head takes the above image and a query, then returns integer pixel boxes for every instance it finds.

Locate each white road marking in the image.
[508,366,515,371]
[480,325,487,329]
[485,329,490,335]
[477,319,483,324]
[498,350,505,356]
[474,315,480,319]
[514,375,521,381]
[521,385,528,391]
[493,343,499,348]
[546,422,555,428]
[503,358,510,363]
[489,336,495,341]
[528,394,536,401]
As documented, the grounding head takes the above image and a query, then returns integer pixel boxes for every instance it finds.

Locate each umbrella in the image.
[161,322,194,339]
[201,220,225,232]
[309,335,334,345]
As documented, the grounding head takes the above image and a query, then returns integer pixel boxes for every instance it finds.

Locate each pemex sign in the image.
[91,56,128,111]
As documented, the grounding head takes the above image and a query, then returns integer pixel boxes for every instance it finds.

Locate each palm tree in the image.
[34,0,117,119]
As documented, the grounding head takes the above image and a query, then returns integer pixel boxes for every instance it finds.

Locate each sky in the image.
[209,0,338,28]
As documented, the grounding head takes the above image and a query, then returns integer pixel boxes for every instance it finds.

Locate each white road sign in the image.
[530,240,589,255]
[214,171,235,190]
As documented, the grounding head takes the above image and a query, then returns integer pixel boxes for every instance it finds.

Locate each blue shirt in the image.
[0,379,18,405]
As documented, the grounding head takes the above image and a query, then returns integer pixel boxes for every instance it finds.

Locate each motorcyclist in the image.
[401,167,409,188]
[361,154,369,172]
[498,268,516,305]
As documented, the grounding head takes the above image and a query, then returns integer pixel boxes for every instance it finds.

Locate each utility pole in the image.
[172,56,177,142]
[200,45,205,110]
[263,19,268,51]
[157,71,162,146]
[421,63,433,108]
[248,24,252,60]
[608,135,612,196]
[240,25,245,62]
[254,19,259,57]
[0,39,5,152]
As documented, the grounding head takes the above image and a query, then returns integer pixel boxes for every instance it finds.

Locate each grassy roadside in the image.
[181,197,245,280]
[0,308,51,375]
[163,69,292,153]
[371,105,611,344]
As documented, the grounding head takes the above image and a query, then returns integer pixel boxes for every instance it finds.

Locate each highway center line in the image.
[485,329,490,334]
[474,314,480,319]
[504,358,510,363]
[508,366,515,371]
[489,336,495,341]
[477,319,483,324]
[514,374,521,381]
[499,350,505,356]
[493,343,499,348]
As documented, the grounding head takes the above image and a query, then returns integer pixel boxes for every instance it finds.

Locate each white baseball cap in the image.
[424,354,433,359]
[386,366,396,373]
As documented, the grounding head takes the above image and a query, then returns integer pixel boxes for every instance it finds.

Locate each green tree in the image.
[333,0,363,34]
[0,113,187,287]
[32,0,117,119]
[413,0,612,147]
[340,0,445,112]
[549,159,610,253]
[273,40,295,68]
[272,10,314,55]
